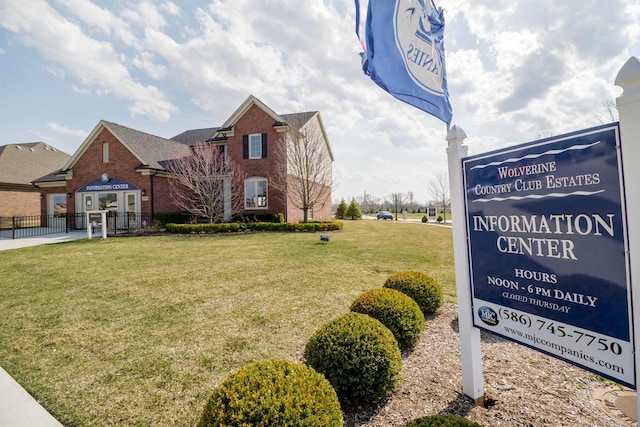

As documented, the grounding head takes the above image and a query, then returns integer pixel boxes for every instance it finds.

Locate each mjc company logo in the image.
[478,306,499,326]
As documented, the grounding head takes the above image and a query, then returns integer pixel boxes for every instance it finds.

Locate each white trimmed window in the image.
[245,178,268,209]
[215,143,227,158]
[249,134,262,159]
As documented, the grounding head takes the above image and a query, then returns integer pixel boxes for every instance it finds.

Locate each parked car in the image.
[376,210,394,220]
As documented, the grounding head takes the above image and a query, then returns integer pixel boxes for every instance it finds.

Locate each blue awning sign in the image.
[77,177,138,193]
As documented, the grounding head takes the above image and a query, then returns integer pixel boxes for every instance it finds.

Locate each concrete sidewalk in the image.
[0,367,62,426]
[0,231,87,251]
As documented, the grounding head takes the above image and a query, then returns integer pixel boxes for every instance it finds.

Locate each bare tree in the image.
[389,192,406,218]
[167,141,246,223]
[428,171,450,223]
[406,191,416,212]
[271,114,333,223]
[595,100,619,123]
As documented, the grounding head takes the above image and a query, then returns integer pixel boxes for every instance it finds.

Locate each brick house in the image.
[0,142,70,217]
[33,95,333,224]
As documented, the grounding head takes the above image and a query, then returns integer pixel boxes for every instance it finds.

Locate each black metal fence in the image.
[0,212,159,239]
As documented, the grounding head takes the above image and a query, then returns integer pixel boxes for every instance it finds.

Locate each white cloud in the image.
[0,0,177,121]
[159,1,180,17]
[132,51,167,80]
[122,1,167,31]
[1,0,638,204]
[47,122,88,138]
[55,0,137,47]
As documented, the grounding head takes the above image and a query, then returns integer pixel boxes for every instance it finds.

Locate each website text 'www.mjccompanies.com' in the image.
[503,326,626,375]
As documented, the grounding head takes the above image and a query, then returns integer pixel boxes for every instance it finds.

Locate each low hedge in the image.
[198,359,343,427]
[165,221,343,234]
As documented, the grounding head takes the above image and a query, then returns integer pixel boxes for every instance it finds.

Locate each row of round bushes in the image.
[197,271,479,426]
[165,220,343,234]
[303,271,443,408]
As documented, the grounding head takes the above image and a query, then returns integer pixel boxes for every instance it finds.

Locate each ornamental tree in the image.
[167,141,246,223]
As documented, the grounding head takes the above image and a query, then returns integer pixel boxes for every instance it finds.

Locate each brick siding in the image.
[0,190,40,216]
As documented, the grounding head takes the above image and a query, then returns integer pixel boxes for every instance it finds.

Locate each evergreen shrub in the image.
[335,199,348,219]
[304,312,402,407]
[350,288,425,349]
[422,215,428,223]
[345,198,362,219]
[404,414,484,427]
[384,271,443,314]
[198,359,343,427]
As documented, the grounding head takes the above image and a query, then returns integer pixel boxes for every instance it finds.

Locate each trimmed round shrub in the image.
[350,288,425,349]
[384,271,443,314]
[405,414,484,427]
[198,359,343,427]
[304,312,402,407]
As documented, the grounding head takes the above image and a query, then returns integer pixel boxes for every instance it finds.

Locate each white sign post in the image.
[615,56,640,419]
[86,210,108,240]
[447,125,484,404]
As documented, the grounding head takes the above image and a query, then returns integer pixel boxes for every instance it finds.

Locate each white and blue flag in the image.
[355,0,452,124]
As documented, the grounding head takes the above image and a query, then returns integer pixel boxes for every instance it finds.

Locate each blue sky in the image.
[1,0,638,204]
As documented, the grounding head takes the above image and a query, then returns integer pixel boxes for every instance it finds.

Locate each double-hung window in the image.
[245,178,268,209]
[243,133,267,159]
[249,134,262,159]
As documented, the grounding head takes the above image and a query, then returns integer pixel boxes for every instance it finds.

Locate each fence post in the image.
[446,125,484,404]
[615,56,640,412]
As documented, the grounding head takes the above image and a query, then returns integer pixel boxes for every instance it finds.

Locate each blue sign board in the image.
[77,177,138,193]
[462,123,634,387]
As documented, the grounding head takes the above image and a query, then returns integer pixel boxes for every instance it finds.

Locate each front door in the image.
[48,194,67,229]
[81,194,94,229]
[125,192,138,228]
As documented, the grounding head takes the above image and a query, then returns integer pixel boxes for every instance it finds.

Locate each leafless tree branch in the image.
[271,115,333,222]
[167,141,246,223]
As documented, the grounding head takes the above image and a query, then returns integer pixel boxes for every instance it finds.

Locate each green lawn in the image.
[0,220,454,426]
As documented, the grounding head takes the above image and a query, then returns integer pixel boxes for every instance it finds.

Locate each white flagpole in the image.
[446,125,484,404]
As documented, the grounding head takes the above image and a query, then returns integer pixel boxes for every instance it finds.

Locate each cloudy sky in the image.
[1,0,638,205]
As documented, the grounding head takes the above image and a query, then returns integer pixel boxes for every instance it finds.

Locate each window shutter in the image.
[262,133,268,158]
[243,135,249,159]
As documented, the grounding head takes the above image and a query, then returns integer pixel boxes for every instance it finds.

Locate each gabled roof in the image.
[170,127,219,145]
[208,96,333,160]
[210,95,287,140]
[62,120,191,172]
[281,111,334,161]
[0,142,70,185]
[280,112,317,130]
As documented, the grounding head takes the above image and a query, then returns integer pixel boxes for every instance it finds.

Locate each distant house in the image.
[33,95,333,224]
[0,142,70,217]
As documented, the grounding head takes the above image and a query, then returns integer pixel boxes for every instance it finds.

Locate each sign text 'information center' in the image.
[462,123,634,387]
